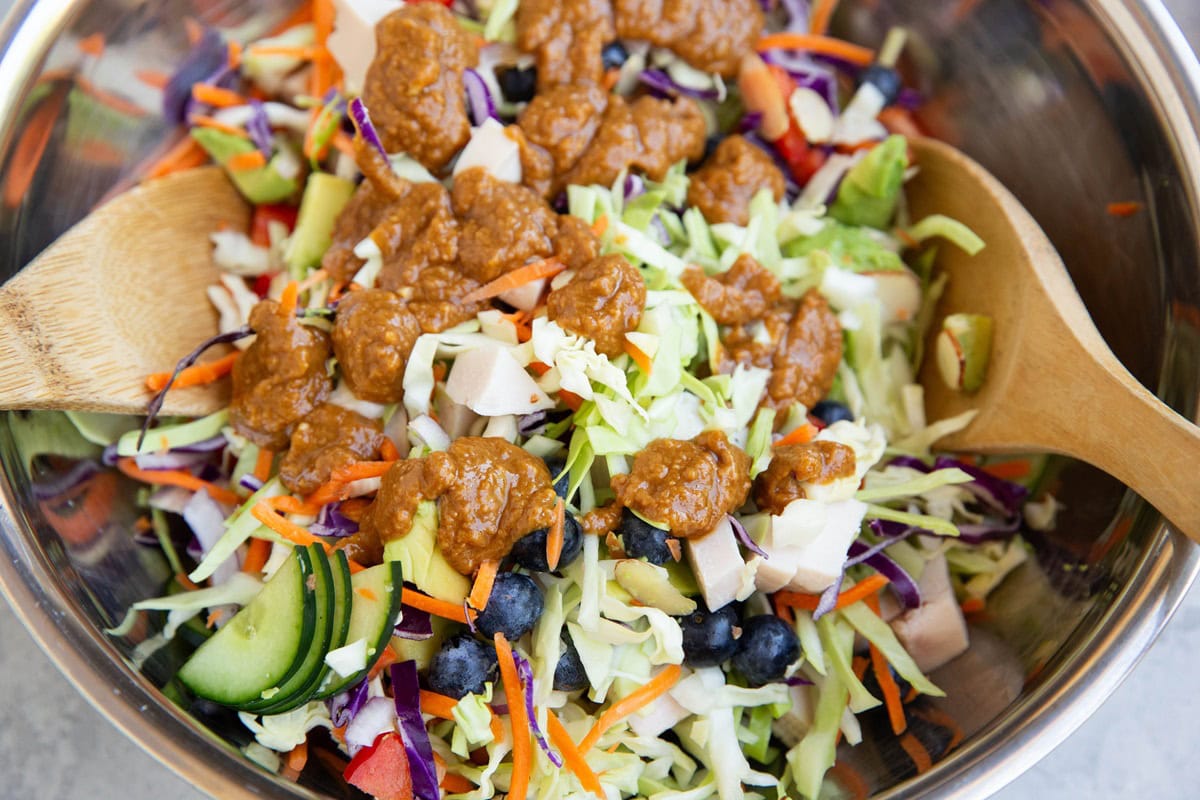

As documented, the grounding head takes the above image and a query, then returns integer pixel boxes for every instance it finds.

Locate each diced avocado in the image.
[284,172,356,277]
[382,501,470,603]
[830,133,908,230]
[191,127,298,204]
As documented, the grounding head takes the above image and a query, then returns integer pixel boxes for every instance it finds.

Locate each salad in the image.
[96,0,1056,798]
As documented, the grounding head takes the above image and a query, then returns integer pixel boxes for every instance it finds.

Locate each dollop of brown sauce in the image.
[452,167,561,283]
[230,301,332,450]
[515,84,609,198]
[613,0,764,76]
[517,0,616,90]
[349,437,558,574]
[279,403,385,496]
[405,266,486,333]
[363,4,479,172]
[608,430,751,538]
[722,289,843,415]
[547,254,646,357]
[687,135,786,226]
[753,441,858,515]
[331,289,420,404]
[682,254,782,326]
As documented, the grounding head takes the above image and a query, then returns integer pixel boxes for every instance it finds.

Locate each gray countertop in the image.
[3,3,1200,799]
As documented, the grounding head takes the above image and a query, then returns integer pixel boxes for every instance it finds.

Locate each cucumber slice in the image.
[178,548,317,707]
[241,545,336,713]
[313,560,403,699]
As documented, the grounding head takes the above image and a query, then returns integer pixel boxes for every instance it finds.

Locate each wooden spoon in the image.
[0,167,248,417]
[909,137,1200,540]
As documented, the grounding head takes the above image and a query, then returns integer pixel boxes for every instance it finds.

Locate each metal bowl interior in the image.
[0,0,1198,797]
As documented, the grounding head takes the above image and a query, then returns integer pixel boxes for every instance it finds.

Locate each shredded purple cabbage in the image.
[624,173,646,200]
[784,675,815,686]
[237,473,264,493]
[517,411,548,437]
[463,68,497,125]
[463,599,478,634]
[638,69,721,100]
[394,603,433,640]
[513,651,562,767]
[729,514,768,558]
[390,661,440,800]
[779,0,810,30]
[847,526,914,567]
[812,573,842,620]
[310,502,359,538]
[134,451,211,471]
[848,541,922,609]
[758,50,840,112]
[882,456,1029,544]
[246,100,274,158]
[328,678,371,728]
[163,28,228,123]
[348,97,388,161]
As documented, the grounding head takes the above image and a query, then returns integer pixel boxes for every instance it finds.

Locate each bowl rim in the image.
[0,1,1198,798]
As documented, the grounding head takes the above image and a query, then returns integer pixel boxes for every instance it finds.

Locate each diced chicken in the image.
[685,517,755,612]
[482,414,518,442]
[887,553,970,673]
[453,118,523,184]
[328,0,403,95]
[785,499,867,594]
[444,346,554,416]
[628,692,691,738]
[433,389,480,440]
[771,683,815,748]
[498,277,548,311]
[866,269,922,325]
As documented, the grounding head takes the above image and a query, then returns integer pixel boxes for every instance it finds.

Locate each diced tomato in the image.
[773,121,827,185]
[250,203,299,247]
[344,733,414,800]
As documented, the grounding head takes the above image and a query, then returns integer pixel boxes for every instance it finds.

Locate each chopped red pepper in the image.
[250,203,299,247]
[344,732,414,800]
[774,121,827,184]
[252,273,276,298]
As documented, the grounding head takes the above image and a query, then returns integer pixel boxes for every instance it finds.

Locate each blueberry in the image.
[731,615,800,686]
[702,134,721,163]
[427,634,499,699]
[679,604,740,668]
[601,41,629,71]
[553,634,589,692]
[620,508,674,565]
[859,64,902,107]
[510,514,583,572]
[475,572,544,641]
[544,457,570,500]
[496,65,537,103]
[811,400,854,426]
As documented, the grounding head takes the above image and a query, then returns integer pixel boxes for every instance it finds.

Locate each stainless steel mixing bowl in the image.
[1,0,1198,797]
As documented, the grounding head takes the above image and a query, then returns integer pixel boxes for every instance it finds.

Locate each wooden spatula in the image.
[0,167,248,417]
[909,137,1200,541]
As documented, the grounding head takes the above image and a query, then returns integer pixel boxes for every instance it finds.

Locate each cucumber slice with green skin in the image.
[178,548,317,707]
[240,545,336,713]
[312,560,403,700]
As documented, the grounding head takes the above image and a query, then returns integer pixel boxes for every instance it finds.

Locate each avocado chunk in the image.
[284,172,356,277]
[382,501,470,603]
[191,127,298,204]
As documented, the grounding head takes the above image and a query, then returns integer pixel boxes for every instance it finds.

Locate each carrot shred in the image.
[189,114,250,138]
[828,761,870,800]
[331,130,357,158]
[774,422,818,447]
[191,84,247,108]
[267,495,321,516]
[623,339,653,375]
[246,44,323,60]
[227,150,268,172]
[304,460,396,508]
[981,459,1032,480]
[241,537,272,574]
[368,642,400,680]
[808,0,840,34]
[135,69,171,89]
[253,448,274,483]
[251,502,321,547]
[460,258,567,303]
[878,106,924,139]
[184,17,205,46]
[78,32,106,57]
[311,0,339,98]
[3,86,66,208]
[227,41,243,70]
[959,596,986,615]
[776,573,890,612]
[145,351,238,392]
[529,361,552,377]
[1107,201,1142,217]
[547,711,605,798]
[205,609,222,629]
[602,68,621,91]
[913,706,964,751]
[468,560,500,611]
[870,642,907,734]
[285,741,308,773]
[546,498,566,571]
[559,389,584,412]
[851,655,870,682]
[899,732,933,773]
[116,458,241,506]
[297,268,328,293]
[494,632,532,800]
[419,689,460,720]
[145,136,208,180]
[578,664,683,752]
[379,437,400,462]
[756,33,875,66]
[402,587,475,625]
[279,280,300,319]
[591,215,609,237]
[440,773,476,793]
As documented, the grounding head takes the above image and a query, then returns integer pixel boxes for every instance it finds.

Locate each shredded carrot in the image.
[379,438,400,462]
[546,498,566,571]
[808,0,840,34]
[959,596,986,615]
[461,258,566,304]
[829,762,870,800]
[189,114,250,138]
[227,150,268,172]
[176,571,201,591]
[776,573,890,613]
[267,495,321,516]
[899,732,933,773]
[191,84,247,108]
[253,448,274,483]
[285,741,308,773]
[145,136,208,180]
[548,711,604,798]
[578,664,683,753]
[145,351,238,392]
[756,32,875,66]
[205,609,222,629]
[468,560,500,611]
[251,502,320,547]
[773,594,796,625]
[331,461,395,483]
[602,68,621,91]
[851,655,870,682]
[419,689,460,720]
[623,340,653,375]
[529,361,552,377]
[494,632,532,800]
[241,537,272,574]
[297,268,328,294]
[133,515,152,533]
[775,422,818,447]
[559,389,584,412]
[3,86,66,208]
[441,773,476,793]
[116,458,241,506]
[981,459,1032,480]
[135,69,171,89]
[311,0,340,98]
[184,17,204,46]
[78,32,106,57]
[279,280,299,319]
[591,215,609,237]
[913,706,964,751]
[227,40,243,70]
[878,106,924,139]
[402,587,475,625]
[246,44,323,60]
[332,130,357,158]
[864,593,906,734]
[369,642,400,680]
[1107,201,1142,218]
